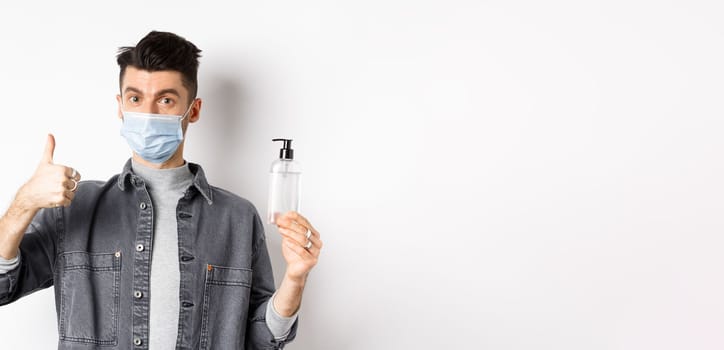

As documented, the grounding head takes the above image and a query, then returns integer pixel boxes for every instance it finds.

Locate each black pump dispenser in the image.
[273,138,294,160]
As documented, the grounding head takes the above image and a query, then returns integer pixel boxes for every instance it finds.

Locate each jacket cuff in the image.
[0,250,21,274]
[0,250,21,303]
[265,292,299,340]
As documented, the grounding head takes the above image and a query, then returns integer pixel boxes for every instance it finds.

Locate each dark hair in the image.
[116,31,202,102]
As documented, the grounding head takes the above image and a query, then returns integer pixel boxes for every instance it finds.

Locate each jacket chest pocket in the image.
[58,251,121,346]
[200,265,253,350]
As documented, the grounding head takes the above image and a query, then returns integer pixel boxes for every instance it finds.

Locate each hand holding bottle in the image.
[272,210,323,317]
[274,211,322,283]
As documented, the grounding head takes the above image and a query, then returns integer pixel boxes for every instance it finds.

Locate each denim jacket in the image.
[0,159,297,349]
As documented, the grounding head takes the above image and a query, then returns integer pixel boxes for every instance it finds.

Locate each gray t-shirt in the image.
[132,160,191,349]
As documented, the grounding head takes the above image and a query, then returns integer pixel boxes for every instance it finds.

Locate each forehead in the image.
[121,66,188,97]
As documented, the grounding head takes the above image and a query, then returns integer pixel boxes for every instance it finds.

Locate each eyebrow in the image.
[123,86,182,98]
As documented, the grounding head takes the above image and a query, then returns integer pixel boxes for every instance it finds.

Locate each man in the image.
[0,31,322,349]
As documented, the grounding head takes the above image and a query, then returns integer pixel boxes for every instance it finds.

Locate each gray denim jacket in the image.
[0,159,296,349]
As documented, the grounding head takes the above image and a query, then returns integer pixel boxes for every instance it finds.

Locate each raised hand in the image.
[16,134,81,210]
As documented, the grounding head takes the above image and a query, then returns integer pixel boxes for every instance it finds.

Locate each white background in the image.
[0,1,723,349]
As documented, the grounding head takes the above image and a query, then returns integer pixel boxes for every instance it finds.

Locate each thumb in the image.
[42,133,55,163]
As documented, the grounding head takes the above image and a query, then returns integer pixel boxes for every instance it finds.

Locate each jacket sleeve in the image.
[0,207,58,305]
[245,210,298,350]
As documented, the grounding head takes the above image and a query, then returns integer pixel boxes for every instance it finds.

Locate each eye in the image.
[129,96,139,103]
[160,97,173,104]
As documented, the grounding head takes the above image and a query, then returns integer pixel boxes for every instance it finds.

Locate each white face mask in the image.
[120,103,193,163]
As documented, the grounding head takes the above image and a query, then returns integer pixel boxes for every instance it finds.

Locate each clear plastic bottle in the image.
[267,138,302,224]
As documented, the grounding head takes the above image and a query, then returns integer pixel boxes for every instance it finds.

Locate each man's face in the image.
[116,66,199,127]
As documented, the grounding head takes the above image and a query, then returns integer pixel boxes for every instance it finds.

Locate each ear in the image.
[188,98,202,123]
[116,94,123,120]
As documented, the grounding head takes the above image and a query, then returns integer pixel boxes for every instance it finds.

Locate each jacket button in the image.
[136,244,144,252]
[182,301,194,307]
[134,291,143,299]
[134,337,142,346]
[140,202,147,210]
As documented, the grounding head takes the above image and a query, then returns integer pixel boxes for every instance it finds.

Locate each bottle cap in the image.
[272,138,294,160]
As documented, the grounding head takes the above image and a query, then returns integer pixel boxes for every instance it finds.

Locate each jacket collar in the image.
[117,158,214,205]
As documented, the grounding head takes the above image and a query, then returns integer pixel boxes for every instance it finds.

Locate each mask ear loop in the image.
[120,100,127,121]
[180,99,196,121]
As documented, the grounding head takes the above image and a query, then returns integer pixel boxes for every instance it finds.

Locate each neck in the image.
[131,158,193,192]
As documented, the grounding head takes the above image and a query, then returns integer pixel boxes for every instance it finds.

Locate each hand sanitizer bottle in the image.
[267,138,302,224]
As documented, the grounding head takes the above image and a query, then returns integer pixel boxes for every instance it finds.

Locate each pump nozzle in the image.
[272,138,294,160]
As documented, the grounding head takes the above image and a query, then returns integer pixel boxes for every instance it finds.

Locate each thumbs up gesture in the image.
[16,134,81,209]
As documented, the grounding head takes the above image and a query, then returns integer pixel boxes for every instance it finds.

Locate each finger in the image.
[282,220,316,245]
[42,134,55,164]
[279,227,320,250]
[279,228,322,256]
[304,236,322,254]
[286,211,319,237]
[277,212,315,234]
[274,215,298,230]
[306,234,323,252]
[64,166,80,181]
[283,238,314,259]
[313,236,323,251]
[63,190,76,202]
[278,227,307,246]
[63,179,78,192]
[288,236,321,258]
[275,213,297,227]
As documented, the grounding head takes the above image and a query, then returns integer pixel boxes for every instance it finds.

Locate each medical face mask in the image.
[120,102,194,163]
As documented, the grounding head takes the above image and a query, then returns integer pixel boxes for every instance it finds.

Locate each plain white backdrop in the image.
[0,1,723,349]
